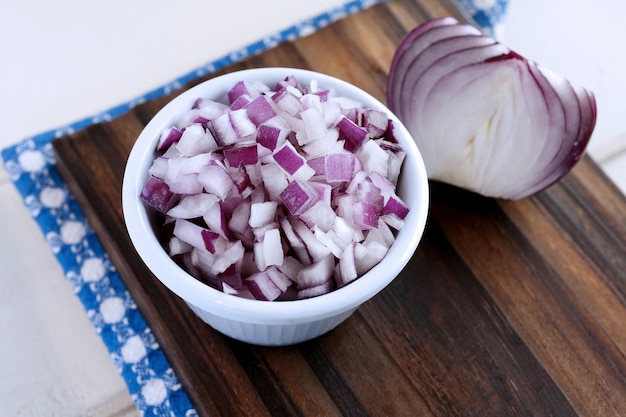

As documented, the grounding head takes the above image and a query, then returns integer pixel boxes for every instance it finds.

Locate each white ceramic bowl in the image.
[122,67,429,346]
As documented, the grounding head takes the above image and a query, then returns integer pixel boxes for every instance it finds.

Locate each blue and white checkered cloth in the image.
[1,1,507,415]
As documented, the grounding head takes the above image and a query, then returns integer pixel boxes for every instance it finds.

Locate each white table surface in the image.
[2,1,625,415]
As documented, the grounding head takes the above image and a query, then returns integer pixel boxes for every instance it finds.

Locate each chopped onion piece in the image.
[266,266,291,292]
[198,163,234,201]
[262,228,284,267]
[156,127,183,152]
[337,116,368,152]
[355,240,389,276]
[169,237,192,257]
[297,281,333,299]
[256,123,286,151]
[352,202,380,230]
[337,242,358,287]
[292,218,332,262]
[140,175,179,214]
[167,193,219,219]
[325,152,356,183]
[273,143,303,173]
[279,215,312,266]
[249,201,278,228]
[296,254,334,289]
[272,88,302,116]
[245,271,282,301]
[174,218,219,253]
[208,114,236,146]
[211,240,245,275]
[228,80,260,104]
[276,256,303,282]
[300,200,336,232]
[227,108,255,138]
[177,124,219,156]
[246,96,277,126]
[223,144,259,167]
[382,195,410,219]
[279,180,318,216]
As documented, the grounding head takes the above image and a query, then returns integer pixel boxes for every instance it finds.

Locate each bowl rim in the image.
[122,67,429,325]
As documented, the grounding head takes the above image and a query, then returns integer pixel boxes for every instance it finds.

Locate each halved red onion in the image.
[387,17,597,200]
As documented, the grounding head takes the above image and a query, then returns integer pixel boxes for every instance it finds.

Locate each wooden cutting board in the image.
[52,0,626,415]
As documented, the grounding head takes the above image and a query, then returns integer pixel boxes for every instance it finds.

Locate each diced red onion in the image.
[311,226,343,258]
[246,96,277,126]
[245,270,282,301]
[275,256,303,282]
[325,152,356,183]
[297,281,334,299]
[279,180,318,216]
[156,127,183,152]
[273,142,306,175]
[169,236,193,256]
[296,253,334,289]
[167,193,219,219]
[209,113,238,146]
[174,219,214,252]
[279,215,312,266]
[337,116,368,152]
[248,201,278,228]
[275,75,299,91]
[272,88,302,116]
[356,180,384,212]
[210,240,245,275]
[352,202,380,230]
[261,228,284,267]
[382,195,410,219]
[141,75,411,301]
[177,124,219,157]
[202,201,231,241]
[337,241,358,287]
[228,80,259,104]
[362,109,389,138]
[148,156,168,178]
[291,218,332,262]
[356,140,389,177]
[229,164,254,198]
[256,124,283,151]
[217,263,244,291]
[197,163,234,201]
[306,155,325,178]
[230,94,252,111]
[140,175,180,214]
[259,163,289,201]
[228,200,251,238]
[299,200,336,232]
[266,266,292,292]
[190,248,217,280]
[223,143,259,167]
[228,108,257,138]
[299,106,327,145]
[355,240,389,276]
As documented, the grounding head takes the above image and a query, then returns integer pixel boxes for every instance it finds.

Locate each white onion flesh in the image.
[140,75,410,301]
[388,17,597,200]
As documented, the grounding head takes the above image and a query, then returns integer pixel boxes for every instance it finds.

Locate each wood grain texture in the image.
[52,0,626,415]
